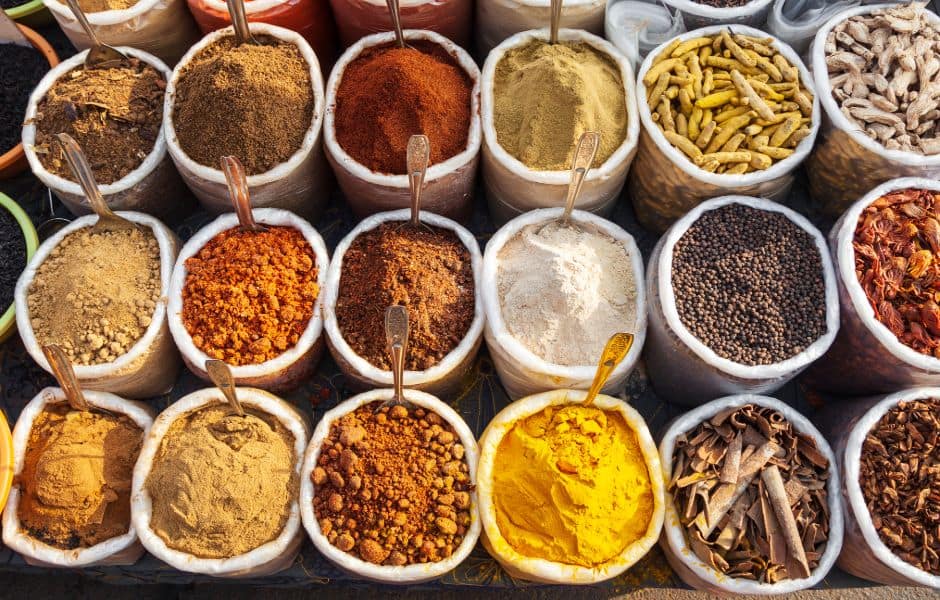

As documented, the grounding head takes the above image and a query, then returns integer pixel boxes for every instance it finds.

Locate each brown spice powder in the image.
[17,402,143,550]
[181,226,319,366]
[313,403,472,566]
[145,404,298,559]
[173,35,314,175]
[33,58,165,184]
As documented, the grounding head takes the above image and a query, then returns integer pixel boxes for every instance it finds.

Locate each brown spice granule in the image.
[182,226,319,366]
[859,398,939,575]
[313,403,472,566]
[173,35,314,175]
[33,58,165,184]
[336,223,474,371]
[77,0,138,10]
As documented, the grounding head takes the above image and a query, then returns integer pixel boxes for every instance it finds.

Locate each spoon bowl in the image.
[63,0,129,67]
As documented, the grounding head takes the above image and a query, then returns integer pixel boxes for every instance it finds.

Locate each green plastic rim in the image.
[0,193,39,341]
[4,0,45,20]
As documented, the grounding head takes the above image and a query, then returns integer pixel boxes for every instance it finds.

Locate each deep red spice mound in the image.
[334,42,472,175]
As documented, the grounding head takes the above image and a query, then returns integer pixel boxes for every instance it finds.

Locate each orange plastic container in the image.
[0,24,60,180]
[186,0,338,74]
[329,0,472,49]
[0,409,12,512]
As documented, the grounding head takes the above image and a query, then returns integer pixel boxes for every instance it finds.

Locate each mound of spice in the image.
[334,42,472,175]
[313,402,472,565]
[669,404,831,584]
[644,29,813,174]
[672,203,827,365]
[497,221,638,366]
[145,404,297,558]
[494,40,627,171]
[0,42,50,156]
[32,58,165,184]
[492,404,654,567]
[826,3,940,154]
[75,0,138,10]
[27,226,162,365]
[173,35,314,175]
[18,402,143,549]
[854,188,940,357]
[859,398,938,575]
[182,226,318,366]
[336,223,474,371]
[0,206,27,314]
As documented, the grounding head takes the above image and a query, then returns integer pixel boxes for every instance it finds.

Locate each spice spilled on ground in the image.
[0,207,27,314]
[0,42,49,156]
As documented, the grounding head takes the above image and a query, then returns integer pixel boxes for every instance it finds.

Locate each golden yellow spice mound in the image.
[492,405,653,567]
[145,405,297,559]
[18,404,143,549]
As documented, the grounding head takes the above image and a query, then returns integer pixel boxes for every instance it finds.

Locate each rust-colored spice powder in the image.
[334,41,472,175]
[854,188,940,356]
[182,226,319,366]
[335,223,475,371]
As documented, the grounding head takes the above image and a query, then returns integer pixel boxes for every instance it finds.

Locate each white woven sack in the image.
[629,24,820,233]
[15,212,181,399]
[644,196,839,406]
[766,0,862,57]
[658,394,844,594]
[481,28,639,226]
[21,48,189,223]
[2,388,154,568]
[164,24,328,222]
[475,0,604,57]
[661,0,773,29]
[481,208,647,400]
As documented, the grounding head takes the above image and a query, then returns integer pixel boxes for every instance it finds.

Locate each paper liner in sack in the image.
[2,388,154,568]
[644,196,839,406]
[330,0,471,50]
[22,48,190,224]
[166,209,329,393]
[660,0,773,30]
[131,387,309,577]
[658,394,844,595]
[805,4,940,218]
[481,208,647,400]
[164,24,329,223]
[15,212,182,399]
[324,30,480,224]
[299,388,481,584]
[322,209,485,399]
[476,390,665,584]
[480,28,639,227]
[629,24,819,234]
[475,0,604,57]
[44,0,199,66]
[802,177,940,395]
[818,387,940,588]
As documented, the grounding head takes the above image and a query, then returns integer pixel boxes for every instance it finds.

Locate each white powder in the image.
[496,221,638,366]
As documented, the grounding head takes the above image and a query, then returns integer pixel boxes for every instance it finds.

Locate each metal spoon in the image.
[221,155,266,232]
[41,344,92,413]
[396,134,434,234]
[56,133,141,234]
[375,305,410,411]
[537,131,599,234]
[226,0,260,45]
[582,332,634,406]
[64,0,129,67]
[205,359,246,417]
[549,0,563,44]
[36,188,71,241]
[385,0,406,49]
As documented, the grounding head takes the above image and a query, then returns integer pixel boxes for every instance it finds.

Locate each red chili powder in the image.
[334,41,472,175]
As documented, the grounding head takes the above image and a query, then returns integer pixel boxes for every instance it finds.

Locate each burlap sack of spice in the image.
[481,29,639,226]
[475,0,605,57]
[475,390,665,584]
[1,388,155,568]
[819,387,940,588]
[323,30,481,223]
[21,48,189,223]
[480,208,647,400]
[299,388,481,583]
[164,24,329,222]
[805,5,940,218]
[802,178,940,395]
[659,0,774,30]
[322,209,484,398]
[14,212,181,399]
[131,387,309,577]
[166,208,329,393]
[629,25,820,234]
[658,394,844,594]
[644,196,839,407]
[43,0,199,66]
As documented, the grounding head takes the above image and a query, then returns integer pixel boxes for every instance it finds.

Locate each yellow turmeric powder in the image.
[492,404,654,567]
